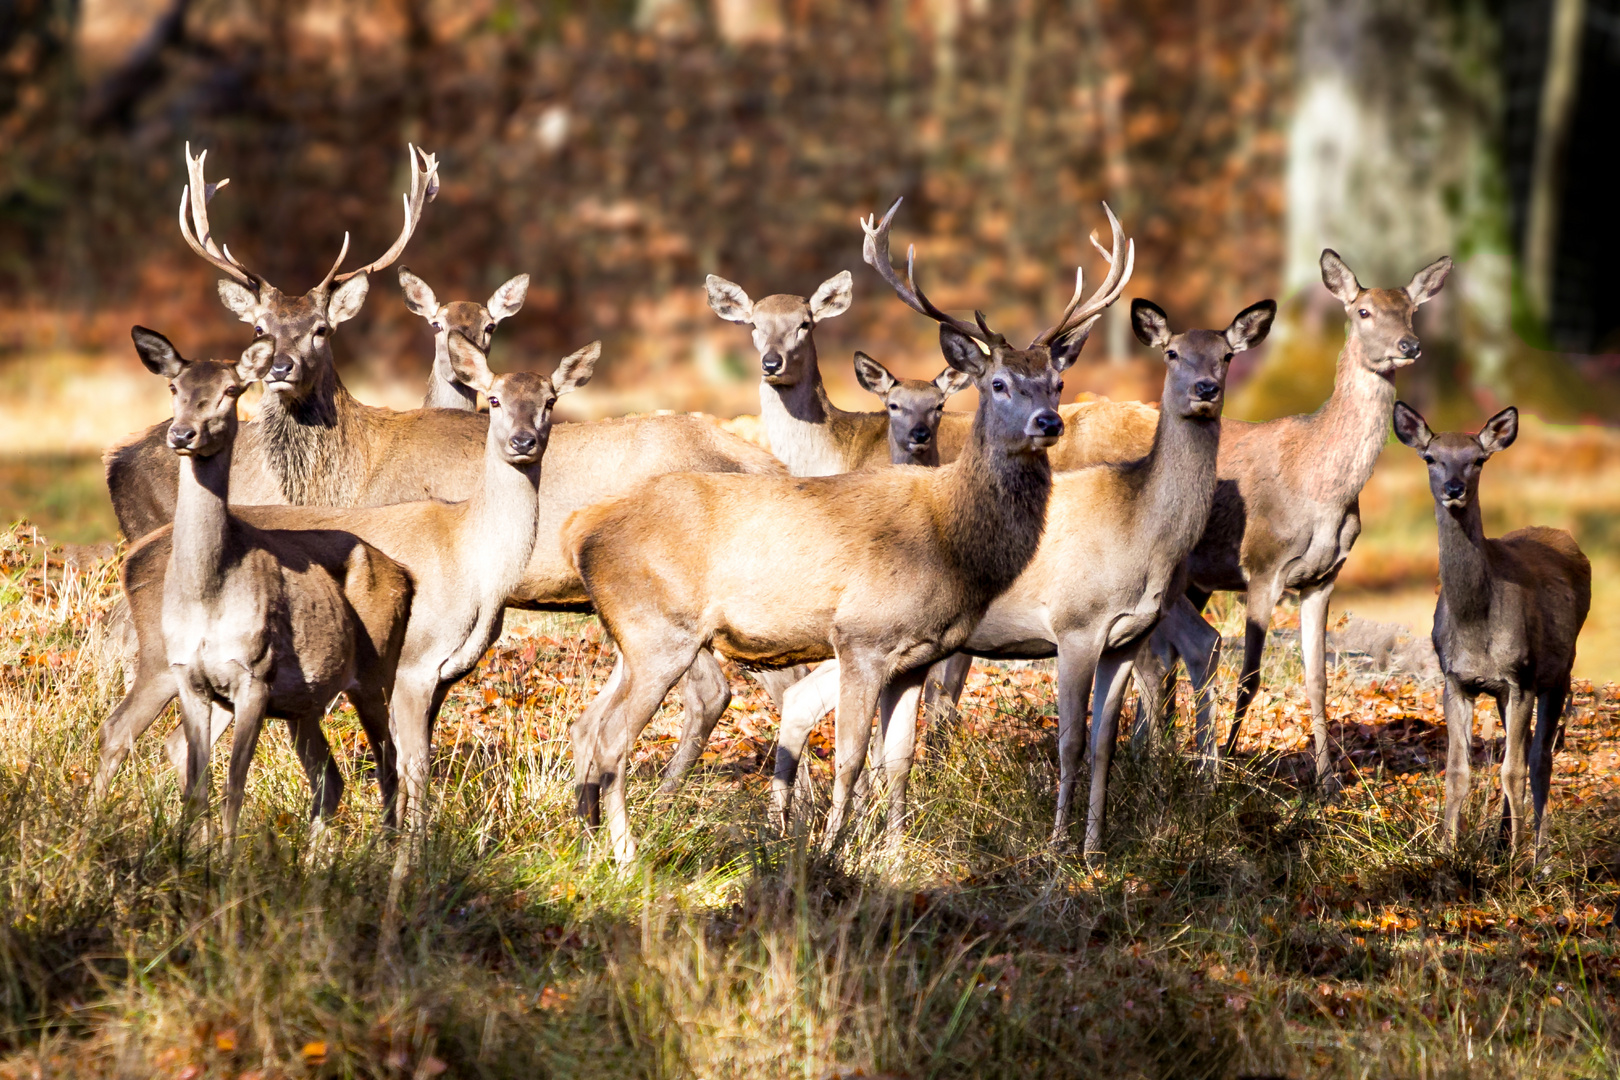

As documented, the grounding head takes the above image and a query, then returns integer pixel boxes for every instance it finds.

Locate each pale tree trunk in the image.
[1524,0,1584,324]
[1073,0,1131,363]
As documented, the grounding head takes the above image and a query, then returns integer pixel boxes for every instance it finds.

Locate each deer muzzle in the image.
[1026,409,1064,447]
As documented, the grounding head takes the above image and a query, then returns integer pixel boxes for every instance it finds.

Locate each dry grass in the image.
[0,524,1617,1078]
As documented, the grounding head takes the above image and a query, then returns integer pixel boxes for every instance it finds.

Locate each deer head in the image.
[861,198,1135,453]
[131,325,274,458]
[469,338,600,467]
[705,271,852,385]
[399,266,529,392]
[1130,298,1276,420]
[852,351,971,460]
[1320,249,1452,380]
[1393,401,1518,511]
[177,143,439,406]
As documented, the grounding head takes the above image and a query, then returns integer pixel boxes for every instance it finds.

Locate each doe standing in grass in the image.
[1392,402,1590,858]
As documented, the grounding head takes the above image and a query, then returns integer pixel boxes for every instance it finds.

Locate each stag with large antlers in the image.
[567,202,1129,862]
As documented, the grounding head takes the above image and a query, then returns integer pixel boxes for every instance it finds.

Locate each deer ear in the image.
[1224,299,1277,352]
[706,275,753,323]
[327,273,370,327]
[552,341,601,395]
[1130,298,1172,349]
[236,338,276,383]
[131,326,187,377]
[488,273,529,322]
[1391,401,1433,451]
[809,270,853,323]
[1406,255,1452,307]
[1477,406,1519,455]
[934,367,974,397]
[445,331,496,392]
[1320,249,1361,304]
[1049,322,1092,372]
[397,266,439,319]
[852,351,897,397]
[939,325,988,378]
[217,280,259,323]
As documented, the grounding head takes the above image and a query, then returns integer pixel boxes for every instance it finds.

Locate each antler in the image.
[320,144,441,291]
[861,197,1002,347]
[177,143,259,289]
[1029,202,1135,348]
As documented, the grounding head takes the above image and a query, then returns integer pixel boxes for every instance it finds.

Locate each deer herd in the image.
[90,144,1591,873]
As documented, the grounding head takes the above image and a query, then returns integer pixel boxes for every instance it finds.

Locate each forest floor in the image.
[0,524,1617,1078]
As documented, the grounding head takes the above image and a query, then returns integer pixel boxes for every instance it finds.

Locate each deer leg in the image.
[1299,580,1337,788]
[921,653,972,757]
[348,684,399,827]
[1155,596,1223,765]
[1051,631,1100,843]
[219,676,270,848]
[875,665,930,849]
[659,649,732,793]
[1486,694,1507,765]
[1441,677,1475,845]
[1084,645,1139,859]
[388,669,440,838]
[95,663,178,796]
[1499,685,1533,857]
[751,665,811,715]
[284,711,344,824]
[172,670,218,834]
[571,651,627,826]
[1223,579,1281,759]
[164,700,234,780]
[1129,641,1169,755]
[822,654,883,851]
[1530,684,1565,862]
[593,644,701,863]
[773,660,842,828]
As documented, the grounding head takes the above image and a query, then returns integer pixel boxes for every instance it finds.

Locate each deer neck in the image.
[758,344,849,476]
[1306,333,1397,504]
[1435,498,1491,623]
[1139,404,1221,554]
[253,357,369,505]
[171,445,234,598]
[935,410,1053,600]
[459,440,542,605]
[425,335,479,410]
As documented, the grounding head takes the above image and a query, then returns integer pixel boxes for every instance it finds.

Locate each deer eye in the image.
[887,403,898,411]
[1056,380,1064,392]
[1166,350,1178,360]
[1421,455,1434,464]
[991,379,1006,393]
[225,385,241,398]
[484,324,495,337]
[1223,353,1234,363]
[431,321,443,331]
[312,325,328,338]
[487,396,501,409]
[799,320,811,331]
[1358,308,1371,318]
[169,384,177,395]
[253,325,267,337]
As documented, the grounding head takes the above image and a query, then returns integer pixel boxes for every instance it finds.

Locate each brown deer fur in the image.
[398,266,529,411]
[1392,403,1590,857]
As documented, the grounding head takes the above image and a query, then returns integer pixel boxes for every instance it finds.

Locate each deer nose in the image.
[1029,410,1064,439]
[509,431,538,456]
[1442,480,1466,500]
[1193,379,1221,402]
[761,352,785,376]
[1398,337,1420,360]
[167,426,197,449]
[908,426,932,444]
[268,356,296,381]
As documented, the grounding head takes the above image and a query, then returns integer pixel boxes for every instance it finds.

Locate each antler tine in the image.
[330,143,441,286]
[177,143,258,289]
[861,197,992,345]
[1031,201,1135,348]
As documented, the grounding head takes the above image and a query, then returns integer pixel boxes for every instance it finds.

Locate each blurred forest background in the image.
[2,0,1619,673]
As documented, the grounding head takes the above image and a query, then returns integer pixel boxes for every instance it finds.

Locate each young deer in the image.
[774,298,1273,854]
[852,351,973,467]
[1150,249,1453,784]
[131,329,413,840]
[100,145,784,791]
[397,266,529,411]
[568,202,1130,862]
[705,200,1159,477]
[1392,403,1590,857]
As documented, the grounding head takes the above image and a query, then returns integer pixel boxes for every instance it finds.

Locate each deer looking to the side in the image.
[129,328,413,841]
[99,144,786,795]
[773,297,1273,855]
[567,202,1130,863]
[1148,249,1453,785]
[397,266,529,411]
[704,199,1159,479]
[1392,403,1590,858]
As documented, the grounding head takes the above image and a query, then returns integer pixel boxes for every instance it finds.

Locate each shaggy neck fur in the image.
[1435,496,1492,624]
[1307,326,1397,505]
[933,392,1052,602]
[171,444,235,601]
[255,358,370,506]
[425,333,478,410]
